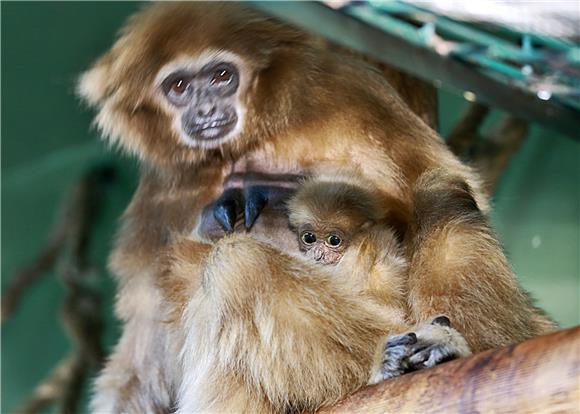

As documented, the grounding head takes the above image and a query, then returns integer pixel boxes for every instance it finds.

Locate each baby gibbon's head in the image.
[288,180,384,265]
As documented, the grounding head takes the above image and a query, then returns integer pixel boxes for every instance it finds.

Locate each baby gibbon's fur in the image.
[287,173,407,300]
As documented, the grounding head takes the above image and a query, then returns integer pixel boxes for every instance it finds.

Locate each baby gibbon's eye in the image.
[210,68,233,85]
[327,234,342,247]
[301,231,316,245]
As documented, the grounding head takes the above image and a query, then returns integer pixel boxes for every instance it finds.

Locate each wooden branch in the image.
[13,355,82,414]
[11,165,114,414]
[322,327,579,413]
[446,102,489,158]
[473,115,529,194]
[2,165,114,322]
[1,222,67,322]
[445,103,529,194]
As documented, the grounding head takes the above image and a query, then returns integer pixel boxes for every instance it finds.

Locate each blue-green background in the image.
[2,2,578,413]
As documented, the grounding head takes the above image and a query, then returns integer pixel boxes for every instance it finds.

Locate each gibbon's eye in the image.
[162,73,193,106]
[301,231,317,245]
[170,78,190,95]
[327,234,342,247]
[210,68,233,86]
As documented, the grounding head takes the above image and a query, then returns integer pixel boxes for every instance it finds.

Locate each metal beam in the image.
[251,2,580,139]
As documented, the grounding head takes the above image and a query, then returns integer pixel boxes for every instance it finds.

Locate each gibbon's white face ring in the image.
[154,51,249,150]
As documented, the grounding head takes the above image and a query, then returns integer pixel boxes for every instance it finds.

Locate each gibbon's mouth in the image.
[188,116,237,141]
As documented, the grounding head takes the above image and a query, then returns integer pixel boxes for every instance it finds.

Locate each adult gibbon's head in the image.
[77,2,312,167]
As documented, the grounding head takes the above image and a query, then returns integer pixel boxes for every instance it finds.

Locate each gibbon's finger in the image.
[243,186,269,230]
[385,332,418,348]
[408,343,457,368]
[377,334,417,381]
[213,188,242,233]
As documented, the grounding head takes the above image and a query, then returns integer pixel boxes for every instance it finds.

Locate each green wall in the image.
[2,3,141,412]
[2,2,578,413]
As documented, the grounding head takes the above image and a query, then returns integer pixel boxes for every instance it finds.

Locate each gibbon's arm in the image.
[406,170,557,352]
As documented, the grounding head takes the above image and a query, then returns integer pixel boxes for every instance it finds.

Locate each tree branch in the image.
[10,165,114,414]
[322,327,579,413]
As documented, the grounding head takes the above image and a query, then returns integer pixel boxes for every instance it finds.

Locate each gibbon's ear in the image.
[77,54,114,107]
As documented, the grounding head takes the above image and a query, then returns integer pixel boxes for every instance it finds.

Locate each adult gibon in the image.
[78,2,557,413]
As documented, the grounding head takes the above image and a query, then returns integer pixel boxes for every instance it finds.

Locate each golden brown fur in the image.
[159,235,405,412]
[288,172,393,235]
[286,172,405,272]
[78,2,556,412]
[285,171,410,341]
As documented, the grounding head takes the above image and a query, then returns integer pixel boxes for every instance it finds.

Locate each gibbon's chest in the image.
[190,133,407,243]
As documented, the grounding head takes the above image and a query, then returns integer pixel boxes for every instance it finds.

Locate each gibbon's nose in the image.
[197,103,216,118]
[313,249,324,261]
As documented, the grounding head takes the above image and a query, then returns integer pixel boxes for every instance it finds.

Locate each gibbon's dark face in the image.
[160,59,241,146]
[77,2,311,166]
